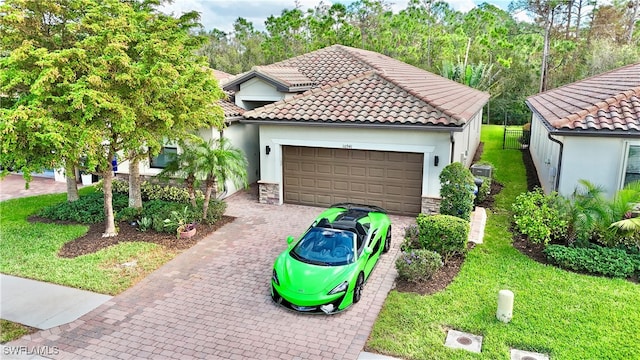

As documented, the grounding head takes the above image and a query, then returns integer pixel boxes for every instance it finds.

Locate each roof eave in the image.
[238,118,465,132]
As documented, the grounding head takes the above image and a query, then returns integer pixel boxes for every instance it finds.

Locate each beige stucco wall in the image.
[258,124,456,204]
[530,113,626,199]
[116,122,260,199]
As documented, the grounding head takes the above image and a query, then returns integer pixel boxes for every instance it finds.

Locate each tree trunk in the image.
[628,0,639,44]
[185,174,197,207]
[102,163,118,237]
[202,179,214,220]
[65,161,79,202]
[540,12,552,93]
[128,154,143,209]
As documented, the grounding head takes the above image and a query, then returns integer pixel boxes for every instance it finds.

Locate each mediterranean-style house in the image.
[119,45,489,215]
[526,62,640,199]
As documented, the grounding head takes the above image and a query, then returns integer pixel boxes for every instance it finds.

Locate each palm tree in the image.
[195,137,248,220]
[158,140,201,207]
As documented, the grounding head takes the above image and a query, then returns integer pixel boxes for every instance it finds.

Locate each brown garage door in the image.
[283,146,423,215]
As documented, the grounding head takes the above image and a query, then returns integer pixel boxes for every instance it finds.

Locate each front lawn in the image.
[0,188,177,295]
[367,125,640,359]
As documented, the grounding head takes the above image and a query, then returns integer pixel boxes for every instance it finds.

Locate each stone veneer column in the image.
[421,197,441,214]
[258,182,280,205]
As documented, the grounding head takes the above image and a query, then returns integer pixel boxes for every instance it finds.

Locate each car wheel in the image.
[382,225,391,253]
[353,273,364,303]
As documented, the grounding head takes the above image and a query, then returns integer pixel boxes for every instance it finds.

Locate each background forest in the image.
[198,0,640,125]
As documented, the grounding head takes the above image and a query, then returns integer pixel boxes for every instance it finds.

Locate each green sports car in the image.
[271,203,392,314]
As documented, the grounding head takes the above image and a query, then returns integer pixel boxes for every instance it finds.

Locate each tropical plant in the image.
[194,138,248,220]
[158,140,202,207]
[163,206,197,238]
[564,180,640,247]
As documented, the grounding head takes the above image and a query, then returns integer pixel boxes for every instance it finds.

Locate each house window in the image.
[150,147,177,169]
[624,145,640,186]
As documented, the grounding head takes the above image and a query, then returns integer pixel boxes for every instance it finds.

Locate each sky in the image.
[159,0,519,33]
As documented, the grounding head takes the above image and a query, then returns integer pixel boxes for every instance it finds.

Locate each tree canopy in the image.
[1,0,225,236]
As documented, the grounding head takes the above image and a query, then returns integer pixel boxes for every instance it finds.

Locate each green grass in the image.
[0,187,177,295]
[367,125,640,359]
[0,320,33,343]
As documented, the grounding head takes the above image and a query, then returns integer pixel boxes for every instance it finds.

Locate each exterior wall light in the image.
[266,146,271,155]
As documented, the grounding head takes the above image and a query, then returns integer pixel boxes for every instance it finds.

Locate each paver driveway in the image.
[9,188,414,359]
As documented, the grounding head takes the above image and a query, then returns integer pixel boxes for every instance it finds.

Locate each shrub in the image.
[400,224,420,251]
[97,179,204,203]
[416,214,469,262]
[475,176,491,204]
[141,200,196,234]
[38,193,129,224]
[544,244,640,278]
[396,250,443,283]
[439,162,475,221]
[202,199,227,225]
[512,189,568,246]
[115,207,140,222]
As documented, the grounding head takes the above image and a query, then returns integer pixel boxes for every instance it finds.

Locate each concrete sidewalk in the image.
[0,274,112,330]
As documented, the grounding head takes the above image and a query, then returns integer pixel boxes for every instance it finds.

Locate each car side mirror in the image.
[286,236,295,245]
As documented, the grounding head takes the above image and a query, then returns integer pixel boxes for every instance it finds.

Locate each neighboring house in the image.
[116,69,261,198]
[526,62,640,199]
[223,45,489,215]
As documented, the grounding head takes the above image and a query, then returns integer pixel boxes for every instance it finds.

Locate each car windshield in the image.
[291,227,356,266]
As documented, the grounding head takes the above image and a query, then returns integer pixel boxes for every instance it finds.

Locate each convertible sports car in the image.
[271,203,391,314]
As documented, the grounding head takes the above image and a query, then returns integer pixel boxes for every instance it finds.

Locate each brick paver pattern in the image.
[8,187,414,359]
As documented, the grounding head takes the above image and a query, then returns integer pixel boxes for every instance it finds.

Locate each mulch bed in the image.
[29,215,235,258]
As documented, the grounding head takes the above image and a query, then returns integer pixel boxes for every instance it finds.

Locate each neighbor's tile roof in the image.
[526,62,640,133]
[242,45,489,127]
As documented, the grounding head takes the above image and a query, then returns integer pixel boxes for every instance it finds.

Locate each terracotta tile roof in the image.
[218,99,245,118]
[526,63,640,133]
[213,69,233,82]
[243,45,489,127]
[244,72,465,126]
[253,66,315,89]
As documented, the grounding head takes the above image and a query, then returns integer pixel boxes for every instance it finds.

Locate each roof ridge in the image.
[534,62,640,96]
[549,86,640,128]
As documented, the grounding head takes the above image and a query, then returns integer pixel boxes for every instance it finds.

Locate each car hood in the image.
[278,254,354,295]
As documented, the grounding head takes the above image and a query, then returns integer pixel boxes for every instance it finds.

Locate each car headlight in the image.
[272,269,280,285]
[328,281,348,295]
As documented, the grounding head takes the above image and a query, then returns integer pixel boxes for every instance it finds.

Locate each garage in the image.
[282,146,423,215]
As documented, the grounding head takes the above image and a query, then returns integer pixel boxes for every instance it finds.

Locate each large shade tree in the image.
[1,0,224,236]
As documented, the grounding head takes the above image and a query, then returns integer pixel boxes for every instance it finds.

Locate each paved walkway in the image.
[4,189,414,359]
[0,275,112,330]
[0,174,70,202]
[1,178,485,359]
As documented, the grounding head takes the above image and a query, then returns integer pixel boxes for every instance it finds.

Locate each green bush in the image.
[396,249,443,283]
[98,179,204,203]
[202,200,227,225]
[38,193,129,224]
[544,244,640,278]
[141,200,197,234]
[475,176,491,204]
[400,224,420,251]
[512,189,568,246]
[439,162,475,221]
[416,214,469,262]
[115,207,141,222]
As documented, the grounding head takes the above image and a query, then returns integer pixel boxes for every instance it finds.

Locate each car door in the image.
[363,230,382,278]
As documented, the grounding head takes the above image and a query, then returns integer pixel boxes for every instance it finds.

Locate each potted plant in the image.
[80,171,93,185]
[163,206,197,239]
